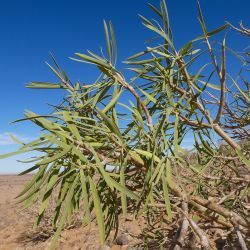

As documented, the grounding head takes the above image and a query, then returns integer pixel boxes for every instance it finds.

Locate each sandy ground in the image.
[0,175,34,249]
[0,175,143,250]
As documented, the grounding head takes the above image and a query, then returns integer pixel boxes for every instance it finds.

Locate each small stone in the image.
[116,233,129,245]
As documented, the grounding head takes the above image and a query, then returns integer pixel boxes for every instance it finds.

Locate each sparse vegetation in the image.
[1,1,249,249]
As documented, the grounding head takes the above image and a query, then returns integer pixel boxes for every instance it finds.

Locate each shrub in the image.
[1,1,249,249]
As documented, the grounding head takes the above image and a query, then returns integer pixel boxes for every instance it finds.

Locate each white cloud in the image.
[0,132,32,146]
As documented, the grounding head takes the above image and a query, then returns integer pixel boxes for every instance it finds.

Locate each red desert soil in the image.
[0,175,143,250]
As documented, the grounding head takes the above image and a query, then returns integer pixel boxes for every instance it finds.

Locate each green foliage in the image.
[1,1,249,249]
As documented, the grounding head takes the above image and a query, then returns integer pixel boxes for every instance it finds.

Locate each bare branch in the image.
[229,22,250,36]
[182,211,210,250]
[214,38,226,123]
[173,201,189,250]
[235,226,248,250]
[114,72,154,132]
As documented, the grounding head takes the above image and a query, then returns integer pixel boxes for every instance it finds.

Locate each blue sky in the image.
[0,0,249,173]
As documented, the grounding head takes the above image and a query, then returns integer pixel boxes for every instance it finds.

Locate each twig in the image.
[212,124,241,150]
[173,54,241,150]
[190,196,249,228]
[214,38,226,123]
[202,174,249,182]
[114,72,154,132]
[181,211,210,250]
[218,191,236,205]
[229,22,250,37]
[198,5,227,123]
[234,225,248,250]
[173,201,189,250]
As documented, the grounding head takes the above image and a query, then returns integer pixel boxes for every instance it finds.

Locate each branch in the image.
[114,72,154,132]
[181,211,210,250]
[190,196,249,229]
[168,182,249,229]
[229,22,250,37]
[173,201,189,250]
[214,38,226,123]
[74,140,146,171]
[212,124,241,150]
[235,225,248,250]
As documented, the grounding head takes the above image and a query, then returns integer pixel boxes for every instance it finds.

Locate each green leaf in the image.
[49,175,79,250]
[102,86,123,113]
[138,87,157,103]
[0,147,30,159]
[180,42,192,56]
[124,57,163,65]
[96,107,123,139]
[198,80,220,91]
[149,159,164,185]
[16,165,47,198]
[236,149,250,169]
[127,44,165,60]
[73,53,112,70]
[103,20,111,61]
[88,176,105,244]
[18,165,41,175]
[120,157,128,217]
[162,173,173,221]
[134,149,161,163]
[27,82,63,89]
[36,168,60,225]
[80,170,91,223]
[128,151,145,166]
[109,21,117,62]
[228,75,250,103]
[143,23,175,50]
[193,24,228,42]
[88,145,139,201]
[173,114,179,157]
[197,0,207,33]
[37,147,71,165]
[63,112,81,140]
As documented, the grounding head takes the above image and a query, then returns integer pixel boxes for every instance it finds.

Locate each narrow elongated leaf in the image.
[134,149,161,163]
[138,87,157,103]
[162,174,173,221]
[228,75,250,103]
[173,114,179,157]
[37,147,71,165]
[73,53,112,70]
[120,157,127,217]
[63,112,81,140]
[143,23,174,50]
[80,169,91,223]
[236,149,250,169]
[103,20,111,61]
[96,107,123,139]
[102,86,122,113]
[27,82,63,89]
[88,176,105,244]
[49,175,79,250]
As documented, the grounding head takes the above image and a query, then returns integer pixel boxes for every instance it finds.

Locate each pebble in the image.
[116,233,129,245]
